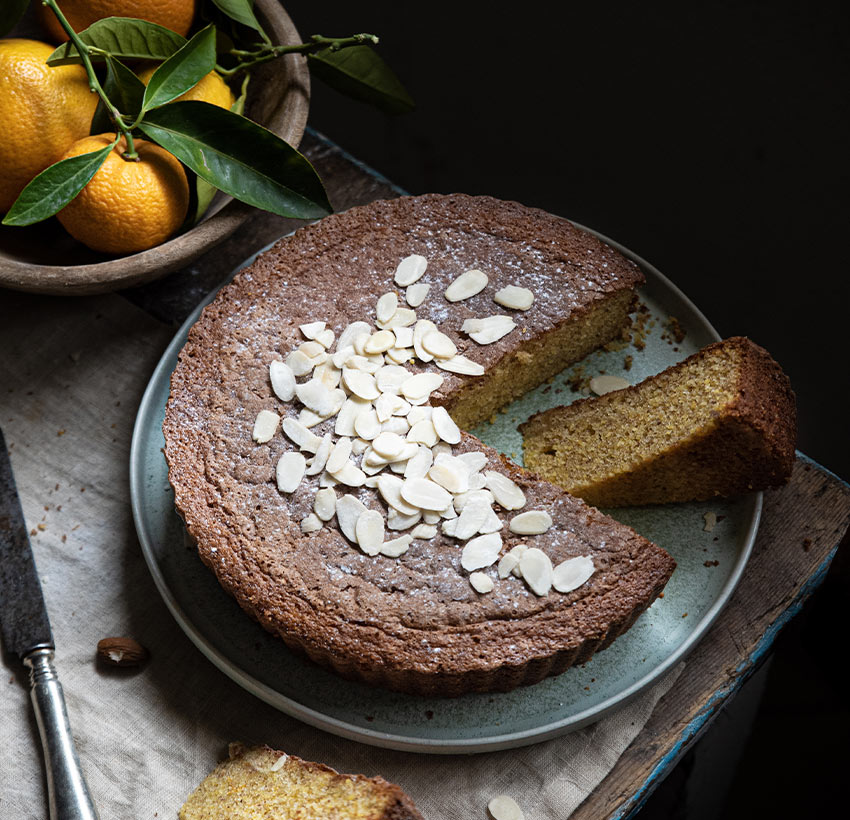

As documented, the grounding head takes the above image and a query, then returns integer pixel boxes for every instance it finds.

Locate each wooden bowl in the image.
[0,0,310,295]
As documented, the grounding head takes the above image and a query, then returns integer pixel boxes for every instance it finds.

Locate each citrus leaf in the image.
[138,101,332,220]
[90,55,146,134]
[46,17,187,66]
[307,45,414,114]
[2,143,114,227]
[142,24,217,111]
[210,0,266,36]
[0,0,30,38]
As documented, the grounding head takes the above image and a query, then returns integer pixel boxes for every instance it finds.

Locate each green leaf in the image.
[308,45,414,114]
[139,101,331,220]
[0,0,30,38]
[90,55,146,134]
[46,17,187,66]
[210,0,266,36]
[2,142,115,227]
[142,24,217,111]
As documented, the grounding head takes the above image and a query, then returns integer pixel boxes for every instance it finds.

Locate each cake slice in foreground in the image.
[179,743,424,820]
[521,337,797,507]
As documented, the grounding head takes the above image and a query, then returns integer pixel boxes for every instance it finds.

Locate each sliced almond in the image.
[407,405,432,426]
[462,315,516,345]
[281,417,321,452]
[435,354,485,376]
[300,514,322,534]
[386,347,414,364]
[342,368,379,400]
[422,330,457,359]
[326,437,353,474]
[552,556,595,593]
[298,408,326,428]
[372,431,406,460]
[252,410,280,443]
[469,572,495,594]
[354,408,381,440]
[381,416,410,436]
[313,487,336,521]
[405,282,430,307]
[404,446,433,479]
[333,460,368,487]
[346,353,382,374]
[509,510,553,535]
[336,495,367,542]
[285,349,314,377]
[445,269,488,302]
[377,474,420,516]
[428,459,469,495]
[412,319,437,362]
[484,471,526,510]
[380,308,418,330]
[275,451,306,493]
[375,364,411,394]
[407,418,439,447]
[376,292,398,325]
[364,330,395,354]
[411,523,437,540]
[461,532,502,571]
[494,285,534,311]
[400,477,452,511]
[392,326,414,348]
[305,433,333,475]
[590,374,630,396]
[431,406,461,444]
[337,321,372,353]
[315,328,335,349]
[401,371,444,402]
[452,497,491,540]
[299,321,326,339]
[453,488,494,513]
[387,508,421,531]
[298,340,326,360]
[518,547,553,595]
[394,254,428,286]
[269,361,296,401]
[355,509,384,556]
[295,378,341,417]
[332,344,355,369]
[313,361,341,389]
[380,534,413,557]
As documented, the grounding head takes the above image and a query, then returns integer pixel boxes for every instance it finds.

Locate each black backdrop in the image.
[295,0,850,479]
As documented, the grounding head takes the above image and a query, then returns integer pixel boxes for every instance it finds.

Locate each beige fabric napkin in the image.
[0,292,682,818]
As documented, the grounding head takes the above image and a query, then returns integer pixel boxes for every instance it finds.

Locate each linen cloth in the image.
[0,291,682,819]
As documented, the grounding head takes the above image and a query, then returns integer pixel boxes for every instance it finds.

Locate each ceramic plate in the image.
[130,224,760,753]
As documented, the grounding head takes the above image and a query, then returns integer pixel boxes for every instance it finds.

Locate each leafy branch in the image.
[2,0,413,234]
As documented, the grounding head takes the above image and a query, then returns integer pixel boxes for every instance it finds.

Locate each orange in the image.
[0,38,98,213]
[39,0,197,42]
[56,133,189,254]
[136,65,235,109]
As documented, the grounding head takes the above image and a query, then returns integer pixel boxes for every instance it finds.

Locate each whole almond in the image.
[96,636,149,667]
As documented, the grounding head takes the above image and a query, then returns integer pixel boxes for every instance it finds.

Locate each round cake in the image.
[163,194,676,696]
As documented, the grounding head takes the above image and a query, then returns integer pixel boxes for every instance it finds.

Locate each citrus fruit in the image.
[56,133,189,254]
[0,38,98,213]
[39,0,197,42]
[136,65,235,109]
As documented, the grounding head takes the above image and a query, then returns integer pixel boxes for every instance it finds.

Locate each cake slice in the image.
[179,743,424,820]
[521,337,796,507]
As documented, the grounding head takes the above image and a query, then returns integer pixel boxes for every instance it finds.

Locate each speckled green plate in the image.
[130,224,760,753]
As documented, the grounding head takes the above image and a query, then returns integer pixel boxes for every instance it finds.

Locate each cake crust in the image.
[163,194,673,696]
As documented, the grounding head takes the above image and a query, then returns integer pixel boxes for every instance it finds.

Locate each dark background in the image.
[292,1,848,816]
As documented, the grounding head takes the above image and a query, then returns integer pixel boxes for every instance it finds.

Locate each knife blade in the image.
[0,427,99,820]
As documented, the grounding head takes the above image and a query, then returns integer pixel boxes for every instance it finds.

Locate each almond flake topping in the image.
[445,269,488,302]
[313,488,336,521]
[326,437,353,474]
[411,523,437,540]
[380,534,413,557]
[342,368,379,400]
[518,547,553,595]
[431,406,461,444]
[276,452,306,493]
[299,321,326,339]
[405,282,430,307]
[461,533,502,571]
[376,292,398,324]
[469,572,495,593]
[590,374,630,395]
[552,556,595,592]
[394,254,428,286]
[300,514,322,534]
[483,471,526,510]
[422,330,457,359]
[305,433,333,475]
[269,361,296,401]
[494,286,534,311]
[252,410,280,443]
[400,477,452,511]
[435,355,485,376]
[462,315,517,345]
[336,495,367,542]
[379,307,417,330]
[509,510,553,534]
[355,509,384,555]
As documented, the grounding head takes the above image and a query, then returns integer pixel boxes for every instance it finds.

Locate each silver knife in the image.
[0,427,99,820]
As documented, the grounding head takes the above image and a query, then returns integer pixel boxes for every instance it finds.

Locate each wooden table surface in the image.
[7,129,850,816]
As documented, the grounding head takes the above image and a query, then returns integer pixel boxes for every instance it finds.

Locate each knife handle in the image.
[24,647,100,820]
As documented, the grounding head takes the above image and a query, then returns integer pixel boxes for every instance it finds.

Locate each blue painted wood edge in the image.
[616,453,848,819]
[305,126,410,198]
